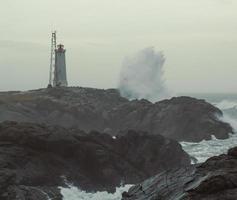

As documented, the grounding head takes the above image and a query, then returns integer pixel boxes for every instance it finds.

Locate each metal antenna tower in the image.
[48,31,57,88]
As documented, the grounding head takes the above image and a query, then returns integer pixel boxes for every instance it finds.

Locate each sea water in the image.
[60,93,237,200]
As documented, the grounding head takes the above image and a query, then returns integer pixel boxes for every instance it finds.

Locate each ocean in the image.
[59,93,237,200]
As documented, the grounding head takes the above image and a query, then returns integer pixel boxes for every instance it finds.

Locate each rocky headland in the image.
[0,87,233,142]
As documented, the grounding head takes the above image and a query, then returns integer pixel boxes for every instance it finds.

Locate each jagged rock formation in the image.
[0,121,190,200]
[122,146,237,200]
[0,87,232,142]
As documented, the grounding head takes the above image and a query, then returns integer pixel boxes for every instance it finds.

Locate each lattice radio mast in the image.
[48,31,57,88]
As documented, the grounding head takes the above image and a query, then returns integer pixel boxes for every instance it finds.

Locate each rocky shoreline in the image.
[0,121,236,199]
[0,121,190,199]
[0,87,235,200]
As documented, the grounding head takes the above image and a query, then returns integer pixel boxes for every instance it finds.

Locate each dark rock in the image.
[0,87,233,142]
[0,121,190,199]
[122,146,237,200]
[122,191,133,198]
[6,186,62,200]
[228,147,237,157]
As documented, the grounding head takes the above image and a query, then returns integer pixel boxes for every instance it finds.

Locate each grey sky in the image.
[0,0,236,93]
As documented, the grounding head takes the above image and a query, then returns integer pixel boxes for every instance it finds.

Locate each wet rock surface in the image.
[0,121,190,199]
[0,87,233,142]
[122,146,237,200]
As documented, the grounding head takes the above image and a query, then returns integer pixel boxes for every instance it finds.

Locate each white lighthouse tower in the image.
[48,32,68,88]
[53,44,68,87]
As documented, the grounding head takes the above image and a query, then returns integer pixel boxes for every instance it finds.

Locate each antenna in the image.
[48,31,57,88]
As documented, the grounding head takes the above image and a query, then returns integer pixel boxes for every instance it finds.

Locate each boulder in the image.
[122,146,237,200]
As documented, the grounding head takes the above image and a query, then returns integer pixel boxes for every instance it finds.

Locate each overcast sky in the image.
[0,0,236,93]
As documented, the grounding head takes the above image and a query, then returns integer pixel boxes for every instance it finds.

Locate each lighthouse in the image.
[48,32,68,88]
[54,44,68,87]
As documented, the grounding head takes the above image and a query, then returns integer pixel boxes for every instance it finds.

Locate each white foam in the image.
[181,133,237,163]
[60,185,132,200]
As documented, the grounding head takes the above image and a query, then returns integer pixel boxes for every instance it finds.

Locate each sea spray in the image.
[119,47,170,102]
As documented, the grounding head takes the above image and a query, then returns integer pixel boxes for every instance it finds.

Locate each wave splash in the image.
[118,47,170,102]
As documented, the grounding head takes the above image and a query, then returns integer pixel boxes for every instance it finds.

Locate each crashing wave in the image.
[118,47,170,102]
